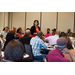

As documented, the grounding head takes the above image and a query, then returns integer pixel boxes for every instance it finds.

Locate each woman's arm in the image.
[62,48,75,62]
[31,26,36,35]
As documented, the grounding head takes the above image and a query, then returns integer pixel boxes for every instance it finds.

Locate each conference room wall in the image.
[5,12,8,27]
[0,12,74,34]
[41,12,57,34]
[26,12,40,29]
[0,12,4,32]
[12,12,25,33]
[58,12,74,32]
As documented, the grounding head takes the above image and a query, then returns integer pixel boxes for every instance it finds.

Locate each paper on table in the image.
[1,51,29,58]
[1,51,4,58]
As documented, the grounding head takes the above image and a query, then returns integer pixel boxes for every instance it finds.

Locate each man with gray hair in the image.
[46,37,72,62]
[19,29,32,46]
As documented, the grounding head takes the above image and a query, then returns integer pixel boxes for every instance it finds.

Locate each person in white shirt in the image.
[0,27,9,39]
[45,30,60,46]
[0,37,4,50]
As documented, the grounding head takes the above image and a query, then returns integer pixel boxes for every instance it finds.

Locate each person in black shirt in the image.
[66,29,72,37]
[30,20,40,36]
[19,29,32,47]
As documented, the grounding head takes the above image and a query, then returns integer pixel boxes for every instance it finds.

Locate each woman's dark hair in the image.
[59,32,67,37]
[47,28,50,30]
[3,31,15,50]
[6,31,15,41]
[63,36,73,49]
[4,40,24,62]
[33,20,39,26]
[3,27,9,31]
[17,28,22,33]
[3,27,5,31]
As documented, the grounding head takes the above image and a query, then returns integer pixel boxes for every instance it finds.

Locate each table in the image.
[1,51,29,58]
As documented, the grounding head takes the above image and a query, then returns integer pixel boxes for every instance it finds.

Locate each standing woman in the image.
[30,20,40,37]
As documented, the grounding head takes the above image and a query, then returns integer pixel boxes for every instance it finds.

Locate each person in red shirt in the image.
[15,27,23,39]
[45,28,52,38]
[46,37,75,62]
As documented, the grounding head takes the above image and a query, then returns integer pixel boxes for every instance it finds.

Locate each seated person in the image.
[23,28,32,37]
[52,28,56,35]
[45,30,60,46]
[1,40,24,62]
[59,32,66,37]
[30,31,47,62]
[0,37,4,50]
[66,29,72,37]
[13,27,16,34]
[9,29,14,33]
[69,32,75,49]
[3,31,15,50]
[59,32,73,49]
[46,37,72,62]
[45,28,52,38]
[15,27,23,39]
[0,26,9,39]
[19,29,32,47]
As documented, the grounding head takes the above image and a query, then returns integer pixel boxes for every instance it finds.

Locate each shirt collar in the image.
[54,34,59,37]
[35,36,40,39]
[55,48,64,57]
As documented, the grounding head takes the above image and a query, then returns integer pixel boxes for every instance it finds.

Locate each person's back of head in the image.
[25,29,31,36]
[55,30,60,35]
[37,31,43,38]
[6,31,15,41]
[71,32,75,38]
[59,32,67,37]
[56,37,67,50]
[4,40,24,62]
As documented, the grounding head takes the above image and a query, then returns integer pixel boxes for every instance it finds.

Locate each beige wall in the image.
[0,12,4,32]
[0,12,74,34]
[41,12,57,34]
[5,12,8,27]
[0,12,8,32]
[26,12,40,29]
[58,12,74,32]
[12,12,25,33]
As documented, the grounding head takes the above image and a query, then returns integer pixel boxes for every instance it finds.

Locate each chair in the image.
[24,44,44,62]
